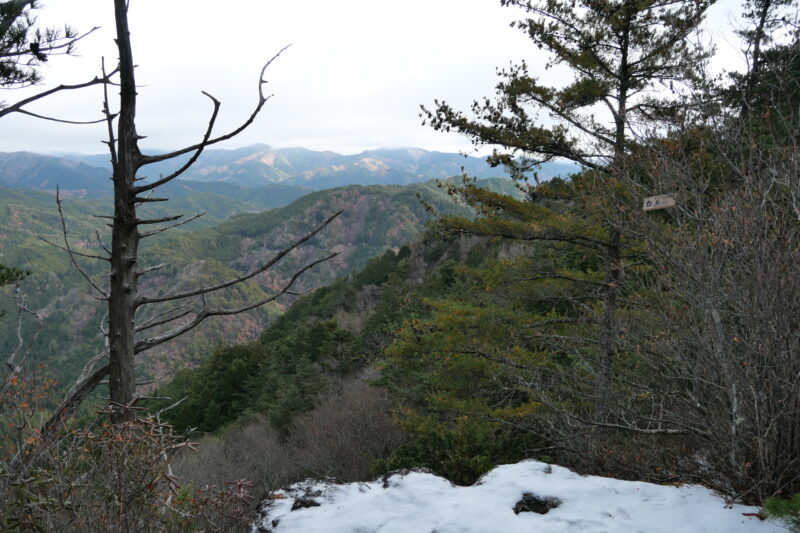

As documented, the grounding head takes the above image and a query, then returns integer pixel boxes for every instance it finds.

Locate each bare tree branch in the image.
[137,209,342,307]
[133,45,291,193]
[101,57,119,168]
[559,409,712,438]
[10,107,107,124]
[134,196,169,204]
[131,91,221,192]
[135,263,166,278]
[95,230,111,256]
[136,214,183,225]
[1,291,43,405]
[134,300,196,333]
[0,68,118,120]
[139,213,205,238]
[134,252,338,354]
[6,295,41,372]
[43,362,110,440]
[134,309,194,334]
[48,189,110,299]
[37,236,109,261]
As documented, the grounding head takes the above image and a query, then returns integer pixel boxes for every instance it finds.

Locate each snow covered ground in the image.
[252,460,783,533]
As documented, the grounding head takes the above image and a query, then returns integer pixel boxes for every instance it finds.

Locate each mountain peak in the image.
[1,147,576,194]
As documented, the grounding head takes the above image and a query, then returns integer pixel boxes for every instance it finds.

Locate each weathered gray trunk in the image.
[108,0,140,422]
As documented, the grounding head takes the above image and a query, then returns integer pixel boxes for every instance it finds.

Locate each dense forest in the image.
[1,0,799,531]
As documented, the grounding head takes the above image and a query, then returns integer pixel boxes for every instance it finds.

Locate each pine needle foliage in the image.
[0,0,80,89]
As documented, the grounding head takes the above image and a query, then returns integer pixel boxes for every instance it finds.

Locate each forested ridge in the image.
[0,179,513,412]
[1,0,799,531]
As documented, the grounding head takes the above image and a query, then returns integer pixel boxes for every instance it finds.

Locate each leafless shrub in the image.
[173,415,292,498]
[610,80,800,501]
[174,376,405,501]
[287,376,406,481]
[0,415,253,532]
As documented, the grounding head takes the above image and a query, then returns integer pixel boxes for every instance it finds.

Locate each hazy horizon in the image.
[2,0,745,156]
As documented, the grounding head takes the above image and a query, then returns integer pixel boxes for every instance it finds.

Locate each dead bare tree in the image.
[38,0,340,427]
[104,0,339,422]
[0,5,340,525]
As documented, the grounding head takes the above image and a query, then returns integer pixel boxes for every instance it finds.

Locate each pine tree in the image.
[734,0,797,115]
[421,0,711,411]
[0,264,25,288]
[0,0,82,88]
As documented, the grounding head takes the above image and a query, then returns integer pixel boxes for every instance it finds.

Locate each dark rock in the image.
[513,493,562,515]
[291,496,322,511]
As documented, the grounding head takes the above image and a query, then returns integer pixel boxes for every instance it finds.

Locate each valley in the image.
[0,146,541,397]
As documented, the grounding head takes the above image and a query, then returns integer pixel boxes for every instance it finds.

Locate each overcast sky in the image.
[2,0,745,156]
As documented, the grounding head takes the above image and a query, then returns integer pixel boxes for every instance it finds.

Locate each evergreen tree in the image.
[734,0,797,115]
[0,264,26,320]
[0,264,25,288]
[382,179,634,476]
[424,0,711,173]
[1,0,75,88]
[421,0,711,414]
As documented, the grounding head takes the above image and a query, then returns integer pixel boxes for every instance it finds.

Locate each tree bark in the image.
[598,12,630,409]
[108,0,141,422]
[743,0,773,116]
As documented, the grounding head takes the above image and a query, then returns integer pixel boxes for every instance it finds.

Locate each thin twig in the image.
[49,188,110,299]
[136,209,342,307]
[134,252,337,353]
[139,212,205,238]
[132,45,291,193]
[0,66,118,120]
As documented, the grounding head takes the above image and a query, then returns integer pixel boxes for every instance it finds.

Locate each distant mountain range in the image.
[0,145,577,196]
[0,151,110,194]
[0,142,576,406]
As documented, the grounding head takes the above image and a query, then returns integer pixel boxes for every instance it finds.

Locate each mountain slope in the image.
[0,151,110,195]
[0,179,502,392]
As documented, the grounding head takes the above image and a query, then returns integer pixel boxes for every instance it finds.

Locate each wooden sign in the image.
[643,194,676,211]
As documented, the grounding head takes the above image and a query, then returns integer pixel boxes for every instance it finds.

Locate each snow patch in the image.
[252,460,781,533]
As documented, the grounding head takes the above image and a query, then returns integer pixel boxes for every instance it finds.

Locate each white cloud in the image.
[2,0,745,155]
